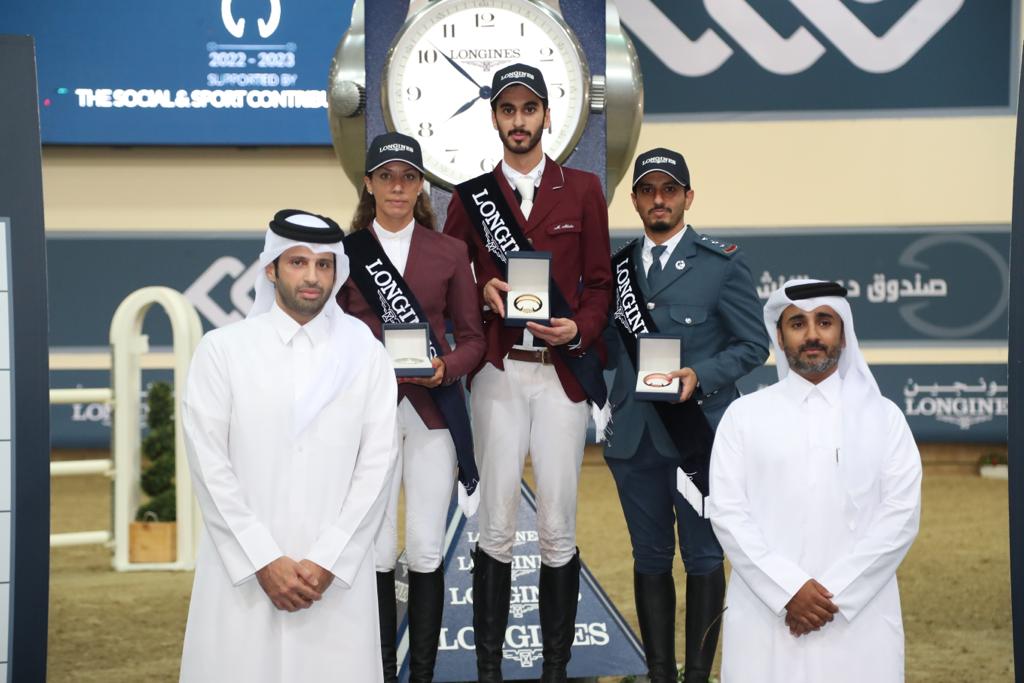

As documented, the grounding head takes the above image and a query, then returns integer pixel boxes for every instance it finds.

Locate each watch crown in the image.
[589,75,606,113]
[329,80,366,118]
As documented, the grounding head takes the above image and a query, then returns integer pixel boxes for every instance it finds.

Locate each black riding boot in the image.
[376,570,398,683]
[539,550,581,683]
[634,569,678,683]
[472,546,511,682]
[683,564,726,683]
[407,568,445,683]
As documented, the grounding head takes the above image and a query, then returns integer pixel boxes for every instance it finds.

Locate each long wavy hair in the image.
[349,179,437,232]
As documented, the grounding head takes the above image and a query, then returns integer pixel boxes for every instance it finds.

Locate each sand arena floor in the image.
[47,447,1012,682]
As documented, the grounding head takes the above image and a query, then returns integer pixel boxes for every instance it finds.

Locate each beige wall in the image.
[41,146,357,233]
[41,113,1014,233]
[610,116,1014,230]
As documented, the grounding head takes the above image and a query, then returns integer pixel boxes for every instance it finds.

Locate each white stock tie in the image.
[512,176,538,348]
[514,176,535,220]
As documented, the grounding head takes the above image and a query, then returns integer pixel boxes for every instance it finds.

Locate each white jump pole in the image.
[109,287,203,571]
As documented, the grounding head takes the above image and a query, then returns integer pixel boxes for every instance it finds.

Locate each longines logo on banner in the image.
[903,378,1009,430]
[435,622,610,665]
[448,581,542,618]
[443,530,613,669]
[623,0,1013,114]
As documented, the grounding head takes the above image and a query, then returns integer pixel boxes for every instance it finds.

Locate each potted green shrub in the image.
[129,381,177,562]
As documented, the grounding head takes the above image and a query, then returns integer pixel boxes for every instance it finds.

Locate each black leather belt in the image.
[507,348,553,365]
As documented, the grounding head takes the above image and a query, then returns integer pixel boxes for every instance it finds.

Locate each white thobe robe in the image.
[710,371,921,683]
[179,304,398,682]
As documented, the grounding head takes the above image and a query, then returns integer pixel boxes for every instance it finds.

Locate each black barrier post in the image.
[1009,42,1024,680]
[0,35,52,681]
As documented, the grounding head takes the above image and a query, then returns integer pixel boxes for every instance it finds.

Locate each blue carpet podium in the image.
[393,482,646,682]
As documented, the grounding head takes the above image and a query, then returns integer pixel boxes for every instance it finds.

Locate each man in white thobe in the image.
[179,210,398,682]
[710,279,921,683]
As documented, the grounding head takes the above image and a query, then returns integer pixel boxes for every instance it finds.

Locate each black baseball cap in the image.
[490,63,548,102]
[365,132,426,175]
[632,148,691,189]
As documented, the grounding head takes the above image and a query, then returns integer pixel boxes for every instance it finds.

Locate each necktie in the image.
[514,176,535,220]
[512,176,537,347]
[648,244,667,290]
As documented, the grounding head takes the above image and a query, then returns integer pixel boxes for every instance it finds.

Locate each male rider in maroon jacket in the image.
[444,63,611,683]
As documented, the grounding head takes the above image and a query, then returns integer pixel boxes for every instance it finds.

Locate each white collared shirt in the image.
[783,369,844,459]
[782,366,843,408]
[501,156,546,194]
[267,301,332,400]
[642,224,688,276]
[266,299,331,347]
[372,218,415,275]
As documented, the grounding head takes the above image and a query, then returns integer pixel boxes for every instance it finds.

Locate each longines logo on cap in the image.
[642,156,676,165]
[503,70,534,81]
[380,143,414,153]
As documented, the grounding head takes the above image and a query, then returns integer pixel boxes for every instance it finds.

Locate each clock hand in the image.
[448,96,480,120]
[433,43,483,89]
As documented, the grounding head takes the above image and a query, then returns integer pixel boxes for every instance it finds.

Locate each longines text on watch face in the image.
[383,0,590,189]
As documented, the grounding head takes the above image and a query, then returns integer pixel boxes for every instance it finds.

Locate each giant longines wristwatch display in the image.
[328,0,642,198]
[381,0,590,189]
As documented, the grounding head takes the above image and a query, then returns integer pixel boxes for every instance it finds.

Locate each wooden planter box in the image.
[129,521,177,563]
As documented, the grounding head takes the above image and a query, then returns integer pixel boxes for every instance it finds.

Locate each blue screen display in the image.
[5,0,354,145]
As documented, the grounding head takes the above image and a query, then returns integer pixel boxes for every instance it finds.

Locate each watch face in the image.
[382,0,590,189]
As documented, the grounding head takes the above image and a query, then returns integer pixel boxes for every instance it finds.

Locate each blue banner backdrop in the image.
[4,0,354,144]
[46,227,1008,446]
[622,0,1016,116]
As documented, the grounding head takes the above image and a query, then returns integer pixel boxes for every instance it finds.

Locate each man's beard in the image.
[277,281,329,318]
[645,206,681,233]
[785,341,841,375]
[502,125,543,155]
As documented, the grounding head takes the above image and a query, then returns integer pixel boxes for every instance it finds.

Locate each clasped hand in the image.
[483,278,578,346]
[784,579,838,637]
[256,557,334,612]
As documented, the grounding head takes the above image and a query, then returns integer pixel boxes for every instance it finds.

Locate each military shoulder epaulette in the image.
[696,233,739,257]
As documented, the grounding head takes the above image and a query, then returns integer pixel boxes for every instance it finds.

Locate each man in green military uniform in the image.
[604,148,769,683]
